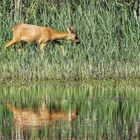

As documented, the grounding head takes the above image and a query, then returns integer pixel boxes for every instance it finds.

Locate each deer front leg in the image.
[40,43,46,59]
[15,126,24,140]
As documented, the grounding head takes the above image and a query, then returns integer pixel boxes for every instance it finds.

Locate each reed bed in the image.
[0,0,140,84]
[0,84,140,139]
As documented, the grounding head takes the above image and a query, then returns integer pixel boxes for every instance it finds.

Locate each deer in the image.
[4,23,80,58]
[6,101,78,140]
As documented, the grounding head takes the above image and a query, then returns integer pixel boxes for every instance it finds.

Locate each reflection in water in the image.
[6,102,78,140]
[1,83,140,140]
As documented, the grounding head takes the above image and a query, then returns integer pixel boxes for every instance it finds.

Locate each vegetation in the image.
[0,84,140,139]
[0,0,140,84]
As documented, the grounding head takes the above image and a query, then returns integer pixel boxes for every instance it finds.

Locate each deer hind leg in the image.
[5,37,20,49]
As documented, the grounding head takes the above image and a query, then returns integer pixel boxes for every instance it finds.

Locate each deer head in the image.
[67,27,80,44]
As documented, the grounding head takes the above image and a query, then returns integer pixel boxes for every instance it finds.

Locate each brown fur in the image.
[6,102,78,130]
[4,23,80,58]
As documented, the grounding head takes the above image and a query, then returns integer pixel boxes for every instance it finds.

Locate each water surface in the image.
[0,83,140,140]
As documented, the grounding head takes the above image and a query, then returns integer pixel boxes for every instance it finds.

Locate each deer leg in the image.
[5,38,19,49]
[40,44,46,59]
[15,126,24,140]
[60,45,65,55]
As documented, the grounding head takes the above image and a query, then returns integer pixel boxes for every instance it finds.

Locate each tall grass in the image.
[0,0,140,84]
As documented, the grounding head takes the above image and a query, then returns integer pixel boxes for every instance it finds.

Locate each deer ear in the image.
[69,27,76,33]
[67,27,71,34]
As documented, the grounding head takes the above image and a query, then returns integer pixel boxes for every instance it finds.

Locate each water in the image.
[0,83,140,140]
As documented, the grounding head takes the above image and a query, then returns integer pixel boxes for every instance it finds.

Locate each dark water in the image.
[0,83,140,140]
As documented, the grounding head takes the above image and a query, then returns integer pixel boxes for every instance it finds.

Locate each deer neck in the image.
[51,31,69,41]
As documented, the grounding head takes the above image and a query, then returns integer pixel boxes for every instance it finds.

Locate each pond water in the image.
[0,83,140,140]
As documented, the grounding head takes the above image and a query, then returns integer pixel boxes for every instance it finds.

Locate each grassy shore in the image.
[0,1,140,84]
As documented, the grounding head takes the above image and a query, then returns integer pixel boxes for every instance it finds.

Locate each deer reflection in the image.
[6,102,78,140]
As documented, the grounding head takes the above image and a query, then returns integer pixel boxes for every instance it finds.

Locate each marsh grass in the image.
[0,84,140,139]
[0,1,140,84]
